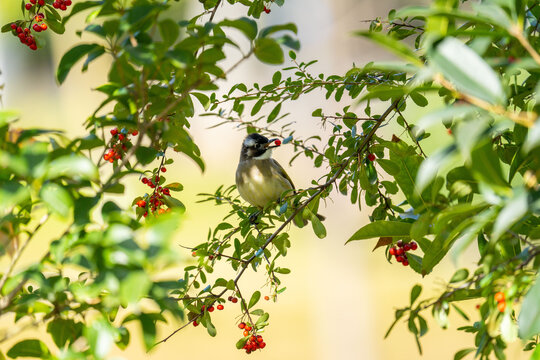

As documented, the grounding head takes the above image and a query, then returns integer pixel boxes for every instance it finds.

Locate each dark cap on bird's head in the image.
[240,133,280,161]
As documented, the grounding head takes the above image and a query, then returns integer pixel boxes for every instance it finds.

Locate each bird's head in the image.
[240,133,281,160]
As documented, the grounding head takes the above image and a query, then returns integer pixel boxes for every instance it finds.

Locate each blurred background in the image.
[0,0,530,359]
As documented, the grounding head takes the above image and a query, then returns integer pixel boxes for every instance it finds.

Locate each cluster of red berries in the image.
[24,0,45,10]
[52,0,72,10]
[238,323,266,354]
[389,240,417,266]
[227,295,239,303]
[10,24,37,50]
[263,6,271,13]
[494,291,506,312]
[139,173,171,216]
[103,128,138,163]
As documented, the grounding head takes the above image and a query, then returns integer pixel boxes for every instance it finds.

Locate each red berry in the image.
[33,24,41,32]
[60,4,66,10]
[110,128,118,136]
[396,248,404,256]
[245,325,252,331]
[29,44,37,50]
[263,6,270,13]
[274,139,281,146]
[397,240,404,247]
[16,26,23,33]
[403,243,411,251]
[228,296,233,301]
[118,134,125,141]
[53,1,59,8]
[25,3,33,10]
[161,167,167,172]
[30,0,36,3]
[217,304,224,310]
[193,320,198,327]
[41,23,47,30]
[494,292,505,303]
[10,23,16,30]
[38,0,44,5]
[239,322,246,329]
[264,295,270,301]
[410,241,418,250]
[367,153,376,161]
[260,342,266,348]
[475,304,481,309]
[131,130,138,136]
[192,251,196,257]
[243,330,249,337]
[497,301,506,312]
[232,297,238,303]
[389,247,397,256]
[395,255,404,263]
[402,260,409,266]
[66,0,71,5]
[137,200,146,208]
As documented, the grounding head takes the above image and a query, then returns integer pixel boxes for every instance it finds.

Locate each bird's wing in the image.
[270,159,295,190]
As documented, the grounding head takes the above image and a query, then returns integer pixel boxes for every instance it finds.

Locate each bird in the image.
[235,133,294,209]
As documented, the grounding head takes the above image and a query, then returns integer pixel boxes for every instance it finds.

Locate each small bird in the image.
[235,133,293,208]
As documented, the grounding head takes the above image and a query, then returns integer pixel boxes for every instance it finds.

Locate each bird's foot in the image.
[248,211,261,225]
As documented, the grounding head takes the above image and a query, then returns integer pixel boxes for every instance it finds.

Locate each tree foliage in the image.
[1,0,540,359]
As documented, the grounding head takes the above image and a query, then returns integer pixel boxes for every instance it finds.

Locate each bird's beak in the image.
[265,138,280,149]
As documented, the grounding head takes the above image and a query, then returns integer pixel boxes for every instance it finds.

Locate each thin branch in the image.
[510,24,540,67]
[0,214,49,294]
[155,97,403,346]
[434,74,536,128]
[209,0,222,22]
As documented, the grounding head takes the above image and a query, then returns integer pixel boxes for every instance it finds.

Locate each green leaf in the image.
[346,221,412,243]
[415,105,478,133]
[450,269,469,283]
[416,145,456,192]
[120,271,152,305]
[428,37,506,105]
[410,284,422,305]
[158,19,179,46]
[492,190,528,241]
[62,1,101,24]
[135,146,158,165]
[206,320,217,337]
[57,44,103,84]
[254,38,284,65]
[220,17,258,40]
[7,340,50,359]
[524,118,540,152]
[47,319,83,348]
[454,348,475,360]
[311,214,327,239]
[191,92,210,110]
[518,276,540,339]
[470,141,510,195]
[40,183,73,218]
[356,31,423,67]
[46,155,98,180]
[259,23,297,37]
[44,17,65,34]
[248,291,261,309]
